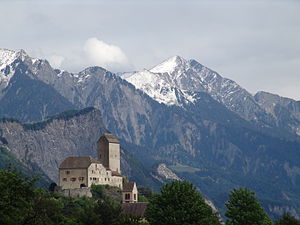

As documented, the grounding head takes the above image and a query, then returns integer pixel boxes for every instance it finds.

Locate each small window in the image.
[66,171,70,175]
[78,177,84,181]
[62,178,67,181]
[90,177,92,181]
[125,193,130,200]
[71,177,76,182]
[134,194,137,200]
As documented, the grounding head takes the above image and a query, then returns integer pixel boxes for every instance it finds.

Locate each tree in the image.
[0,169,36,225]
[145,180,220,225]
[225,187,272,225]
[275,213,300,225]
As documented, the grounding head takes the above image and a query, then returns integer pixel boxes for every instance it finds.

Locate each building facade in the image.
[59,156,123,189]
[122,181,138,203]
[58,133,123,190]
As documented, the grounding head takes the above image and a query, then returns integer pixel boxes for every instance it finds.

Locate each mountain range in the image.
[1,48,300,219]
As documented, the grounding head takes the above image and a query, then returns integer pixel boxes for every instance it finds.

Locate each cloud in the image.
[47,55,65,68]
[83,37,129,71]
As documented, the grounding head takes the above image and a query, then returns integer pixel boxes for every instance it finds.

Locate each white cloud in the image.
[83,37,129,71]
[47,55,65,69]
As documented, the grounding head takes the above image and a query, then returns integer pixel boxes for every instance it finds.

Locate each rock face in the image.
[0,108,106,181]
[255,91,300,136]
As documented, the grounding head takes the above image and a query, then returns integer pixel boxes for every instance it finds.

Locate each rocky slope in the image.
[255,91,300,136]
[0,108,160,190]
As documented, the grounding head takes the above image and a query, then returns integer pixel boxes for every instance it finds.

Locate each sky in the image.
[1,0,299,100]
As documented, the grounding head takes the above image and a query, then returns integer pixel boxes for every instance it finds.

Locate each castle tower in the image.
[97,133,121,173]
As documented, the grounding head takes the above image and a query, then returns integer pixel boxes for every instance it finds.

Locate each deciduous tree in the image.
[146,180,220,225]
[225,187,272,225]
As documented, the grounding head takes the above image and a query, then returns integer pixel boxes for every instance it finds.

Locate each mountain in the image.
[1,49,300,218]
[0,49,76,122]
[124,56,275,125]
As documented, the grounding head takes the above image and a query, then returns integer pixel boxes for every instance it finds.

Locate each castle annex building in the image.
[58,133,124,191]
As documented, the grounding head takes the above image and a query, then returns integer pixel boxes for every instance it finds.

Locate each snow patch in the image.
[150,55,186,74]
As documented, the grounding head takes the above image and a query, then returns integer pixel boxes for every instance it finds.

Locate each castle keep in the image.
[58,133,136,203]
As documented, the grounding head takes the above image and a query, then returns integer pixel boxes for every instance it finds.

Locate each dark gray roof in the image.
[123,182,135,192]
[99,133,120,144]
[121,203,149,218]
[59,156,100,169]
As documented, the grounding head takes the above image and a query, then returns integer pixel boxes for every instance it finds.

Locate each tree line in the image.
[0,168,299,225]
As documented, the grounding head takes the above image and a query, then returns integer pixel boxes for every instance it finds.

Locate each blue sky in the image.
[1,0,299,99]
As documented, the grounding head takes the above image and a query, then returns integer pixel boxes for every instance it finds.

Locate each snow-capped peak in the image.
[150,55,187,74]
[0,49,20,70]
[0,49,39,93]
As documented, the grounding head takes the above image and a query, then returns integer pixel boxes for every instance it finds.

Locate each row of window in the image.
[64,170,111,176]
[62,176,121,183]
[62,177,84,182]
[90,177,110,182]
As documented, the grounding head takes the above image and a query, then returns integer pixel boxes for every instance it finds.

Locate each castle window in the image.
[134,194,137,200]
[108,178,110,181]
[62,178,67,181]
[90,177,92,181]
[125,193,130,200]
[105,178,106,181]
[66,171,70,175]
[71,177,76,182]
[93,177,96,180]
[78,177,84,181]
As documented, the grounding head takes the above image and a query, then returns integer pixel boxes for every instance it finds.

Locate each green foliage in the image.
[225,187,272,225]
[0,168,36,225]
[138,186,153,199]
[91,184,105,199]
[145,180,221,225]
[275,213,300,225]
[95,196,121,225]
[22,107,95,131]
[116,214,143,225]
[0,146,52,188]
[138,194,149,202]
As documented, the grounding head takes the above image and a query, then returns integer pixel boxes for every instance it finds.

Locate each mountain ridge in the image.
[1,48,300,218]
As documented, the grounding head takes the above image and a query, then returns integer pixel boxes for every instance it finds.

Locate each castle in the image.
[58,133,137,203]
